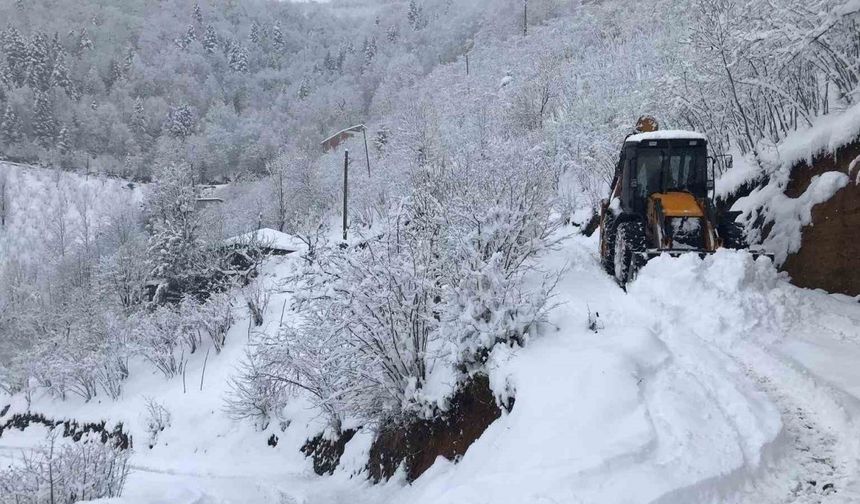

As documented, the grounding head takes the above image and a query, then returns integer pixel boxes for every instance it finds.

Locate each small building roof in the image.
[224,228,303,253]
[625,130,707,143]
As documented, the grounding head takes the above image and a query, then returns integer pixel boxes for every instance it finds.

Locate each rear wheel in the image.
[614,221,646,286]
[600,214,617,275]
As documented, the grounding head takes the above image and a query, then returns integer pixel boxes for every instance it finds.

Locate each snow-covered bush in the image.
[241,279,269,328]
[225,354,290,430]
[239,142,562,428]
[143,396,172,448]
[0,430,131,504]
[133,292,236,377]
[131,306,186,378]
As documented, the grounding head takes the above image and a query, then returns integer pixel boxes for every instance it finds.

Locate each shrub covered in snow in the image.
[235,143,561,429]
[0,430,131,504]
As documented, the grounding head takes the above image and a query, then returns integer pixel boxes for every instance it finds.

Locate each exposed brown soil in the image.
[367,374,507,482]
[301,428,358,475]
[0,412,132,450]
[781,139,860,296]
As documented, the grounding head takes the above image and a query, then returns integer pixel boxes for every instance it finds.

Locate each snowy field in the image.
[3,231,859,504]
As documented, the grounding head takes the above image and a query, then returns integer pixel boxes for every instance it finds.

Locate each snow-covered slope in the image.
[4,232,860,504]
[0,161,142,265]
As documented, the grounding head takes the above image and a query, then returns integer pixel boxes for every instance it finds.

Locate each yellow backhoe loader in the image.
[598,118,767,285]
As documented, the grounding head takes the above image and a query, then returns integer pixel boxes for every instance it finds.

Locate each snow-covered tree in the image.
[32,92,57,149]
[167,104,194,139]
[0,103,22,147]
[145,163,207,287]
[202,24,218,54]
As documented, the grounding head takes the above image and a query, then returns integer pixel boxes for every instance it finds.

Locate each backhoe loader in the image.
[598,118,763,285]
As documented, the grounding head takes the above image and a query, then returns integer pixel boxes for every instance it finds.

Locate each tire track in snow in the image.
[723,341,860,504]
[619,251,860,504]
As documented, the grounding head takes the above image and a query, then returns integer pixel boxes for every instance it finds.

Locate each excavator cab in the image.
[599,122,753,285]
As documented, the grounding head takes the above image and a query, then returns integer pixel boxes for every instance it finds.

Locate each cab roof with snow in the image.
[625,130,707,144]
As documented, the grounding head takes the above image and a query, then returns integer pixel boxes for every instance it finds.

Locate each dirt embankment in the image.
[367,375,506,482]
[782,139,860,296]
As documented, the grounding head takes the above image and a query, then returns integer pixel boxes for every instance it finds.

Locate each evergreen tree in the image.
[123,47,135,76]
[185,25,197,46]
[4,28,28,87]
[364,37,377,67]
[323,50,336,72]
[228,43,248,72]
[407,0,426,31]
[78,28,94,53]
[203,25,218,54]
[272,22,284,51]
[51,48,74,98]
[298,79,311,100]
[249,22,261,46]
[193,2,203,25]
[27,32,52,92]
[146,163,207,286]
[132,96,147,133]
[33,92,57,148]
[167,104,194,139]
[0,104,22,146]
[56,125,71,154]
[387,24,399,43]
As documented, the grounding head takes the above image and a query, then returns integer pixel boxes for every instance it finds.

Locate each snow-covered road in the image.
[3,234,859,504]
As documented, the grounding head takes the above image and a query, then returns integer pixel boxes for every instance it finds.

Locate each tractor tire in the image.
[614,221,646,286]
[719,220,748,249]
[600,214,617,275]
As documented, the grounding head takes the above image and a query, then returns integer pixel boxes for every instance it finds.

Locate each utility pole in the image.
[523,0,528,36]
[361,127,371,177]
[342,149,349,240]
[466,54,470,76]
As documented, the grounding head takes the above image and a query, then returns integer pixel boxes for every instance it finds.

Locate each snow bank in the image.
[394,241,784,504]
[726,104,860,264]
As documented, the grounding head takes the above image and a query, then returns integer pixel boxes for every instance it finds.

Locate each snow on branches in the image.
[236,145,562,430]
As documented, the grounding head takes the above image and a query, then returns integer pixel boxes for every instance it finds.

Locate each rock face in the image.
[782,139,860,296]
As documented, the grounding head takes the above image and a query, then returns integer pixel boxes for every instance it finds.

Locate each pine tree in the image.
[0,104,22,146]
[56,125,71,154]
[298,79,311,100]
[123,47,135,76]
[323,51,336,72]
[387,24,399,43]
[187,25,197,45]
[78,28,93,53]
[33,92,57,148]
[167,104,194,139]
[272,22,284,51]
[193,2,203,25]
[249,22,261,45]
[203,25,218,54]
[228,43,248,73]
[51,48,72,94]
[146,163,207,286]
[407,0,426,31]
[133,96,147,133]
[28,32,53,92]
[4,28,28,87]
[364,37,377,67]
